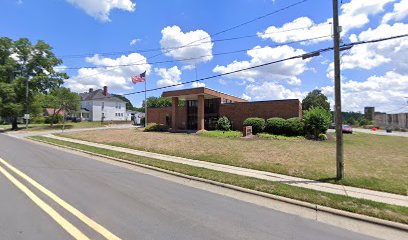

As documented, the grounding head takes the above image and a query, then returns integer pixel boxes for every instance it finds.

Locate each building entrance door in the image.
[187,100,197,130]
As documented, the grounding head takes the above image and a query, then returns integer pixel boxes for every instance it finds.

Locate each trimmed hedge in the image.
[144,123,169,132]
[265,118,286,135]
[243,117,265,134]
[265,117,304,136]
[285,117,304,136]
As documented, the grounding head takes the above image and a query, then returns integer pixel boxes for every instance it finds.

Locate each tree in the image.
[302,90,330,112]
[44,87,80,127]
[0,37,67,130]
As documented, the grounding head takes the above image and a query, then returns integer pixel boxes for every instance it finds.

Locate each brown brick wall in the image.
[219,99,302,130]
[147,106,187,129]
[148,99,302,131]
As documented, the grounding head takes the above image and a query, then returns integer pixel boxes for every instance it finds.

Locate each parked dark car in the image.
[329,123,336,129]
[342,124,353,134]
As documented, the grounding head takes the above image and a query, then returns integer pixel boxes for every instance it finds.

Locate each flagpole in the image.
[144,74,147,128]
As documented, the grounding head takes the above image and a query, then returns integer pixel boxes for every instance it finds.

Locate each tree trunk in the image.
[11,117,18,130]
[50,114,55,128]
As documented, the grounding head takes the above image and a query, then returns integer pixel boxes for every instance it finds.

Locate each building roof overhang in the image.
[162,87,247,102]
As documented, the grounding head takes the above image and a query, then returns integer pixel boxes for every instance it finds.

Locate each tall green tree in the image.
[0,37,67,130]
[44,87,80,127]
[302,90,330,112]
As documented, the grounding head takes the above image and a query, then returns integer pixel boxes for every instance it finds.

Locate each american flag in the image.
[131,71,146,84]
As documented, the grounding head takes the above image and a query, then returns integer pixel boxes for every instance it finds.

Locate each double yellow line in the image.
[0,157,121,240]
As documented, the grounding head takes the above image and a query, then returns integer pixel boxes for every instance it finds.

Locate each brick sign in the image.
[243,126,252,137]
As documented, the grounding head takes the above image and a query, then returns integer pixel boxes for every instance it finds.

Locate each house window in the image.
[102,102,104,110]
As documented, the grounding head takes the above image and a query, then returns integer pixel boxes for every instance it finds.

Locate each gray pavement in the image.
[2,123,137,139]
[0,134,377,240]
[353,128,408,137]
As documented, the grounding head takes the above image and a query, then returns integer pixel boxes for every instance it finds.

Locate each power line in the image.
[64,0,310,80]
[84,33,408,101]
[58,25,321,59]
[56,35,331,70]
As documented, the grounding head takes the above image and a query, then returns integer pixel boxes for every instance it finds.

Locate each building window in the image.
[102,102,104,110]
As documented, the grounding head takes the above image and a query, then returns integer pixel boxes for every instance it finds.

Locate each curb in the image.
[28,137,408,233]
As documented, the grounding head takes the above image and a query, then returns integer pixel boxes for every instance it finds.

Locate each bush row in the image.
[243,117,304,136]
[242,107,331,139]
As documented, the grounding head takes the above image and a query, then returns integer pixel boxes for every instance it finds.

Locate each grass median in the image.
[30,135,408,224]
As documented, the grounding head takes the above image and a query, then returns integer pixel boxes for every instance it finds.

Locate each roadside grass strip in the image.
[0,157,121,240]
[30,135,408,225]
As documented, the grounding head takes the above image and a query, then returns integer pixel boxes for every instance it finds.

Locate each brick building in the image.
[147,87,302,131]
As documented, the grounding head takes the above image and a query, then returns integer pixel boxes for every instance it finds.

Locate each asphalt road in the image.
[0,134,376,240]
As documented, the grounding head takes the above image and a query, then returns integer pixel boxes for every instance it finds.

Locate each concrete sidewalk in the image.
[45,134,408,207]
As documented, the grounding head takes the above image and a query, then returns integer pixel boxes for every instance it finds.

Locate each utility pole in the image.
[332,0,344,179]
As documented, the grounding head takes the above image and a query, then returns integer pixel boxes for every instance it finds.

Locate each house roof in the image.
[80,89,125,102]
[45,108,65,116]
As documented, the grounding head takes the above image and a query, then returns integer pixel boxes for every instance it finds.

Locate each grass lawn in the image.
[59,129,408,195]
[198,130,242,138]
[0,121,112,131]
[29,135,408,224]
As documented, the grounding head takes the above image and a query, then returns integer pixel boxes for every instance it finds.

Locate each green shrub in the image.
[265,118,286,135]
[243,117,265,134]
[31,116,46,124]
[318,133,328,141]
[257,133,304,140]
[285,117,305,136]
[144,123,169,132]
[303,107,332,139]
[199,130,242,138]
[44,115,63,124]
[216,116,231,131]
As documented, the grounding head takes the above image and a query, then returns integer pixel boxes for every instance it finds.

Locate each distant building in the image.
[148,87,302,131]
[366,107,408,129]
[126,110,145,125]
[79,86,127,122]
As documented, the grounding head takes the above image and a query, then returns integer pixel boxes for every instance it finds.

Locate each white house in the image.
[79,86,127,122]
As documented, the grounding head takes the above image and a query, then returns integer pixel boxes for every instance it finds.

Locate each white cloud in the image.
[129,38,141,46]
[321,71,408,112]
[66,53,151,92]
[66,0,135,22]
[181,65,196,71]
[327,22,408,77]
[383,0,408,23]
[259,0,395,44]
[155,66,183,88]
[258,17,332,44]
[244,82,305,101]
[191,82,205,88]
[213,45,308,85]
[241,93,252,101]
[160,25,213,65]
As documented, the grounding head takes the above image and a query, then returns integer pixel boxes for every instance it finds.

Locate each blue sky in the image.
[1,0,408,112]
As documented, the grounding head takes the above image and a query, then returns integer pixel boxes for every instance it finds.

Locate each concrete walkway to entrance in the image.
[45,134,408,207]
